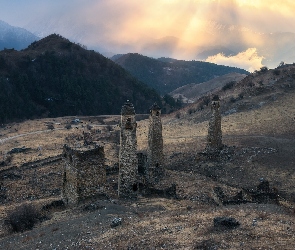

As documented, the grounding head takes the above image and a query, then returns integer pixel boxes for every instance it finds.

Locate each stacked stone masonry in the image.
[62,145,106,205]
[207,96,223,152]
[118,101,138,198]
[147,102,164,185]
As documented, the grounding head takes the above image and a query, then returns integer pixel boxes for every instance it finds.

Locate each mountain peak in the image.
[0,20,39,50]
[25,34,82,52]
[0,35,161,122]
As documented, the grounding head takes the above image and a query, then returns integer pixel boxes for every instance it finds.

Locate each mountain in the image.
[0,20,39,50]
[170,63,295,129]
[23,13,295,69]
[112,53,249,94]
[170,73,247,103]
[0,34,162,123]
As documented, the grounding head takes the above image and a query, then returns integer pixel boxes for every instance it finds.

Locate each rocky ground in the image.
[0,66,295,249]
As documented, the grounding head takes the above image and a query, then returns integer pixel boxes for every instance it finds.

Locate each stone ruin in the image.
[147,102,164,185]
[62,100,171,202]
[62,144,106,205]
[206,95,223,153]
[117,101,172,198]
[118,101,139,198]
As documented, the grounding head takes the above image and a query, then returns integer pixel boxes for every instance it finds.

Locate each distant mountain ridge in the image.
[0,34,161,123]
[20,13,295,68]
[0,20,39,50]
[112,53,249,94]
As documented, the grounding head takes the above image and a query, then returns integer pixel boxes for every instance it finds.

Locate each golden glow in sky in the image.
[1,0,295,70]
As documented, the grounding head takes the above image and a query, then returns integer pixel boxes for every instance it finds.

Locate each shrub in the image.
[238,93,244,99]
[230,97,236,103]
[248,82,255,87]
[106,125,113,132]
[86,124,92,130]
[187,108,195,115]
[260,66,268,73]
[5,204,41,233]
[222,81,236,91]
[65,124,72,129]
[175,113,181,119]
[273,69,280,75]
[0,154,12,166]
[47,123,55,130]
[200,96,211,106]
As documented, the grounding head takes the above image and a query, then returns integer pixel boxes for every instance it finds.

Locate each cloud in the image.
[205,48,264,72]
[1,0,295,65]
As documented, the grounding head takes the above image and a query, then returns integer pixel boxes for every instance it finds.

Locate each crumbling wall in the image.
[147,103,164,185]
[62,145,106,205]
[118,101,138,198]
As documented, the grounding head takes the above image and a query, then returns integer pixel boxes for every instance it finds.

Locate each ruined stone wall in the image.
[118,101,138,198]
[147,103,164,185]
[62,145,106,205]
[207,99,223,152]
[62,157,78,204]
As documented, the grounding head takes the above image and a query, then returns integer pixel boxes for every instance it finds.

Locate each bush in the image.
[222,81,236,91]
[86,124,92,130]
[0,154,12,166]
[248,82,255,87]
[65,124,72,129]
[230,97,236,103]
[187,108,195,115]
[273,69,280,75]
[200,96,211,107]
[260,66,268,72]
[238,93,244,99]
[47,124,55,130]
[106,125,113,132]
[5,204,41,233]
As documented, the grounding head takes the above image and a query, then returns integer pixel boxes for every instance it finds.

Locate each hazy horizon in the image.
[1,0,295,71]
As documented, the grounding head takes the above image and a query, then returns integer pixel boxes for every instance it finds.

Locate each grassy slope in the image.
[0,65,295,249]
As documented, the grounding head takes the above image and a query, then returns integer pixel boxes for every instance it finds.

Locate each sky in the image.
[1,0,295,71]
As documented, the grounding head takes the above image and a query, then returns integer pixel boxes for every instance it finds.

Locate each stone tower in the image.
[147,102,164,185]
[118,101,138,198]
[62,145,106,205]
[206,95,223,152]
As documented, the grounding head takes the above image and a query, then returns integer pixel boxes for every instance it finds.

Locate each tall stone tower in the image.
[147,102,164,185]
[206,95,223,152]
[118,101,138,198]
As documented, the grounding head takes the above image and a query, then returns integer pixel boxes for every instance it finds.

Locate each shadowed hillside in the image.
[0,34,162,123]
[112,53,249,94]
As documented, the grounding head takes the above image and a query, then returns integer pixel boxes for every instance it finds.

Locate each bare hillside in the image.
[0,65,295,249]
[170,72,247,103]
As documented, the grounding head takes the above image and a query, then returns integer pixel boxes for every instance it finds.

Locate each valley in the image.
[0,65,295,249]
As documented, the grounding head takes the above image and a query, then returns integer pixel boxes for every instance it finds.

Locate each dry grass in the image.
[1,76,295,248]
